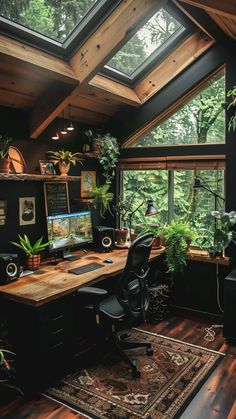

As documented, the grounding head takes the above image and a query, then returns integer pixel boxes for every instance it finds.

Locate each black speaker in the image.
[93,226,115,252]
[0,253,20,285]
[224,268,236,344]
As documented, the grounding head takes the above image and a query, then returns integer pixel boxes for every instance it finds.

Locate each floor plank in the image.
[0,314,235,419]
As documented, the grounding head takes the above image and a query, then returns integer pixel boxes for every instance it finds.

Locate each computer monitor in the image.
[46,211,93,260]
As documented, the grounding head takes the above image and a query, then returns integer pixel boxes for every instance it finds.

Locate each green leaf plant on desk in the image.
[10,234,49,271]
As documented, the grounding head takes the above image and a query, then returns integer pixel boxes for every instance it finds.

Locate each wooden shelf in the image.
[187,248,229,266]
[0,173,81,181]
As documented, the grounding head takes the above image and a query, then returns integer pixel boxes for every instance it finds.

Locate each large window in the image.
[130,70,225,147]
[122,168,225,247]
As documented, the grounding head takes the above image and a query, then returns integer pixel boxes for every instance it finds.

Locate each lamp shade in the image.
[193,178,202,189]
[145,200,159,216]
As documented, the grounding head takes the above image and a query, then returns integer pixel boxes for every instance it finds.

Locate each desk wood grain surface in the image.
[0,248,164,307]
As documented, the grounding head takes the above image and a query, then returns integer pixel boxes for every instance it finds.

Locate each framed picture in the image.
[19,197,36,226]
[81,171,96,198]
[0,200,7,226]
[39,160,56,175]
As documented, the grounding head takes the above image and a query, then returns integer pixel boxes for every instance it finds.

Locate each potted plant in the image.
[161,221,195,277]
[10,234,49,270]
[112,196,133,245]
[211,210,236,256]
[0,134,11,174]
[137,222,162,249]
[90,184,114,218]
[84,128,103,153]
[98,133,119,184]
[47,149,83,176]
[227,86,236,132]
[0,342,22,394]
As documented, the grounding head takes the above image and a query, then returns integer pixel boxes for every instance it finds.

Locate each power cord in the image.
[216,263,224,313]
[204,324,223,341]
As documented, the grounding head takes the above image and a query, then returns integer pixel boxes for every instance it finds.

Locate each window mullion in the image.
[168,170,174,224]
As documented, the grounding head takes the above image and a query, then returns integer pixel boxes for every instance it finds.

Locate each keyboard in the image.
[68,262,104,275]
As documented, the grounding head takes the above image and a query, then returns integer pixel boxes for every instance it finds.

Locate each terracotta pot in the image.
[59,162,70,176]
[25,254,41,271]
[91,138,102,154]
[152,236,161,249]
[115,229,129,245]
[0,157,11,173]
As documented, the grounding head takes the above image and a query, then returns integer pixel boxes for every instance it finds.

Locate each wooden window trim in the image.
[118,155,225,170]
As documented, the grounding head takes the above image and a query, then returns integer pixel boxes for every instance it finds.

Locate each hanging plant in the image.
[227,86,236,132]
[98,133,120,184]
[91,184,114,218]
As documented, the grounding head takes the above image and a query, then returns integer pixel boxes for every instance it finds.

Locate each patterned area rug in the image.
[44,329,223,419]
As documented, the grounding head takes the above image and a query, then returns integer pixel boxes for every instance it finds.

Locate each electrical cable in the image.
[216,263,224,313]
[204,324,223,341]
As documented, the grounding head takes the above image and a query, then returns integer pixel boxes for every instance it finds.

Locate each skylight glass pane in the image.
[0,0,97,42]
[106,8,183,77]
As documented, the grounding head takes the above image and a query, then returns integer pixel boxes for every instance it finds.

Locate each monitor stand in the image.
[63,248,81,261]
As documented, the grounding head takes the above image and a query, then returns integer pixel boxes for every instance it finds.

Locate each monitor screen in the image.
[47,211,93,255]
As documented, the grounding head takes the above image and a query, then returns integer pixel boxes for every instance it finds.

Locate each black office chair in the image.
[77,232,154,377]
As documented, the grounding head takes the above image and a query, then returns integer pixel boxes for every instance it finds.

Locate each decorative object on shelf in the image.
[84,128,103,153]
[10,234,49,271]
[227,86,236,132]
[8,146,27,173]
[19,197,35,226]
[91,184,114,218]
[161,221,195,276]
[81,171,96,198]
[98,133,119,184]
[39,160,56,175]
[44,182,70,216]
[0,200,7,226]
[0,134,12,174]
[47,149,83,176]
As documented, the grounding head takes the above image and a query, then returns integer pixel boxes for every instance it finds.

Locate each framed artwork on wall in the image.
[44,182,70,216]
[81,171,96,198]
[0,200,7,226]
[19,197,36,226]
[39,160,56,175]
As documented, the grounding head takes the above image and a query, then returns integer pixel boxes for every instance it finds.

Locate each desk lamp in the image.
[128,199,159,241]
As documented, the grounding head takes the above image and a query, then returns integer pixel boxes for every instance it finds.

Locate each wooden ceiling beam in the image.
[69,0,165,84]
[30,0,160,138]
[134,30,214,103]
[178,0,236,20]
[89,75,141,107]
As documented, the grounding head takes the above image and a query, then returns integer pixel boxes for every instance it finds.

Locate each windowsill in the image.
[187,248,229,266]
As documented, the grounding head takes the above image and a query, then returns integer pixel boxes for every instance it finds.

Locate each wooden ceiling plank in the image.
[70,96,119,117]
[70,0,166,85]
[178,0,236,20]
[69,106,109,125]
[0,34,78,84]
[89,75,141,106]
[134,30,214,103]
[209,14,236,40]
[0,88,35,110]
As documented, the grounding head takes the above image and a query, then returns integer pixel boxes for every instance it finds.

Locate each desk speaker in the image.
[93,226,115,252]
[0,253,20,284]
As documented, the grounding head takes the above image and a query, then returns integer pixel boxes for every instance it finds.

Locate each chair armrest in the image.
[77,286,108,297]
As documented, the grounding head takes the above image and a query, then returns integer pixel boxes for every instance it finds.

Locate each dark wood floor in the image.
[0,314,236,419]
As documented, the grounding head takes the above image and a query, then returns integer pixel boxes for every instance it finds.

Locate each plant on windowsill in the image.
[161,221,195,279]
[137,222,162,249]
[47,149,83,176]
[90,184,114,218]
[0,134,12,174]
[227,86,236,132]
[10,234,49,271]
[112,196,133,245]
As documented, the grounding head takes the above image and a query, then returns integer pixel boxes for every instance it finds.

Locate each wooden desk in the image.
[0,248,164,394]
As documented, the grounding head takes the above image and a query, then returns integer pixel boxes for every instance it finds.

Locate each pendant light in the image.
[67,104,75,131]
[60,109,68,135]
[51,132,59,140]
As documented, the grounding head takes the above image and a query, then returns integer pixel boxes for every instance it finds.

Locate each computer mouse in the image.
[103,258,113,263]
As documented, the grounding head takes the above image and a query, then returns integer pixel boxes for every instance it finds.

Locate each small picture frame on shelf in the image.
[39,160,56,175]
[81,171,96,198]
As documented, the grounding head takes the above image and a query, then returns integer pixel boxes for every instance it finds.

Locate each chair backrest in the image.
[115,233,154,322]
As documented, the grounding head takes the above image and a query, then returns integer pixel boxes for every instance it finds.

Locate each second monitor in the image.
[47,210,93,260]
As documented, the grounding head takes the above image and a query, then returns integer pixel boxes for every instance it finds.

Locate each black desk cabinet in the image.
[6,294,77,394]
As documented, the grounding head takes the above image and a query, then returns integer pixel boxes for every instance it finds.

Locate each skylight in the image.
[107,8,183,77]
[0,0,98,43]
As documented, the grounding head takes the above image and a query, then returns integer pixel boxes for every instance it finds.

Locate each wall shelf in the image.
[0,173,81,181]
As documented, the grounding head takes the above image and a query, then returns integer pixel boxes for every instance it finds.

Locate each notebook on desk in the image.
[68,262,104,275]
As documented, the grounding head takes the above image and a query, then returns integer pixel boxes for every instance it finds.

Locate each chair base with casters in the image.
[77,233,154,378]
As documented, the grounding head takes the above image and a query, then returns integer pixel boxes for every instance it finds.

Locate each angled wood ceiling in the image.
[0,0,235,139]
